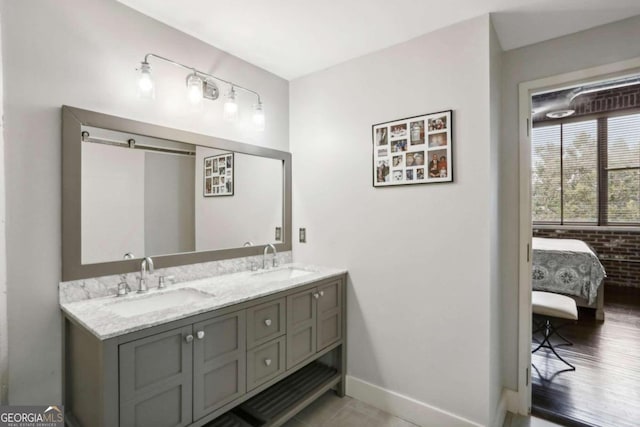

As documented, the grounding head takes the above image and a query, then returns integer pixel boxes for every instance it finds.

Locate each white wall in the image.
[291,15,497,426]
[195,147,282,250]
[0,0,288,404]
[81,142,145,264]
[500,14,640,391]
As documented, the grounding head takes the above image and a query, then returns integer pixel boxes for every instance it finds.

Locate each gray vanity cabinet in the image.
[118,310,246,427]
[119,326,194,427]
[63,273,347,427]
[192,311,246,420]
[286,279,343,369]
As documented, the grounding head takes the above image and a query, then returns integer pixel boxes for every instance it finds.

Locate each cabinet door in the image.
[286,288,317,369]
[317,279,343,351]
[192,311,246,421]
[119,326,193,427]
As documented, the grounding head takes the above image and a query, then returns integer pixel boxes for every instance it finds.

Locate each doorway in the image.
[529,74,640,426]
[516,57,640,423]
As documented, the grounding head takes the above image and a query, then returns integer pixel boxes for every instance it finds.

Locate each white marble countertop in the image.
[60,263,347,340]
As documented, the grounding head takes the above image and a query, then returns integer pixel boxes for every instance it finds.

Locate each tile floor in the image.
[282,391,563,427]
[282,391,417,427]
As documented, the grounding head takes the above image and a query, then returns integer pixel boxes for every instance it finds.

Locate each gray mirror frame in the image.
[62,105,292,281]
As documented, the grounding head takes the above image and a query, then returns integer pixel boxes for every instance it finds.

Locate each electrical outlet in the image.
[275,227,282,241]
[299,228,306,243]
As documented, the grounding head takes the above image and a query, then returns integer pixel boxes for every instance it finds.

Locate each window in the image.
[532,111,640,225]
[607,113,640,223]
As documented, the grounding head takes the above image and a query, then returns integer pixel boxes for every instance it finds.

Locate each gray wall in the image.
[0,7,6,404]
[489,19,504,427]
[195,148,282,251]
[291,15,496,425]
[145,151,195,256]
[500,15,640,390]
[0,0,289,404]
[81,142,146,264]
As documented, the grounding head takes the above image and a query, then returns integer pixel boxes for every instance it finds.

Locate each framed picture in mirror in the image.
[204,153,234,196]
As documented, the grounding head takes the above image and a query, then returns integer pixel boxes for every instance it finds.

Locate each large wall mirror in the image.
[62,106,291,281]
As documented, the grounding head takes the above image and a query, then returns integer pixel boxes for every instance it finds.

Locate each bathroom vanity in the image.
[61,265,347,427]
[59,107,346,426]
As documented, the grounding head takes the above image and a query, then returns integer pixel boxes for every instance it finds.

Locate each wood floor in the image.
[532,285,640,427]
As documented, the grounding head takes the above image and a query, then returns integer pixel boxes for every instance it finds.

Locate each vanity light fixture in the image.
[223,86,239,122]
[186,72,204,109]
[252,102,265,131]
[137,61,154,99]
[136,53,265,130]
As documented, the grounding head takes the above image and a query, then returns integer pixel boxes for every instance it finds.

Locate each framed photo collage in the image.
[204,153,234,197]
[372,110,453,187]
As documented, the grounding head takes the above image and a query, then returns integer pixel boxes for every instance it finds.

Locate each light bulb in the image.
[137,61,154,99]
[186,73,203,108]
[252,102,265,131]
[223,87,238,122]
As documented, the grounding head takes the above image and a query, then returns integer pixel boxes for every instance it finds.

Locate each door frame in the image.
[516,56,640,415]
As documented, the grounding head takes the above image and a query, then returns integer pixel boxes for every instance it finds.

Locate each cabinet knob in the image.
[264,319,272,327]
[185,334,194,343]
[264,358,272,367]
[313,292,320,299]
[196,331,205,340]
[319,291,324,297]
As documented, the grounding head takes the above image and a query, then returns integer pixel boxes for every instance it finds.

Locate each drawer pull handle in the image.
[264,319,272,327]
[264,358,272,367]
[313,292,320,299]
[196,331,205,340]
[185,334,194,343]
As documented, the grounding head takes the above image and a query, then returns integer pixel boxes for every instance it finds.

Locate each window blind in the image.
[562,120,598,223]
[532,125,561,223]
[607,113,640,223]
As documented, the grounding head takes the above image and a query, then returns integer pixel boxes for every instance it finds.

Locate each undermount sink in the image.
[106,288,214,318]
[252,267,313,281]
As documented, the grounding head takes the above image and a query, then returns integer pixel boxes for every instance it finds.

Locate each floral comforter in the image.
[532,237,606,305]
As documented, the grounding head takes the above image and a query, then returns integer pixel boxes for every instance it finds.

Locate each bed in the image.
[532,237,607,321]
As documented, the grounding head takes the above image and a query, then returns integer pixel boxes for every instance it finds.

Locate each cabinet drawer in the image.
[246,336,286,391]
[246,298,286,349]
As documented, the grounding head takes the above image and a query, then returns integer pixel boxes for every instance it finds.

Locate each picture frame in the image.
[372,110,453,187]
[203,153,234,197]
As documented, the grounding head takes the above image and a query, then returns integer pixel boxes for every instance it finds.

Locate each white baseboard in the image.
[493,389,509,427]
[504,389,521,414]
[345,375,483,427]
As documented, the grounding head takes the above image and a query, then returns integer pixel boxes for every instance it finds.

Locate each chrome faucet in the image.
[138,257,154,293]
[263,244,278,269]
[244,241,259,271]
[117,252,135,297]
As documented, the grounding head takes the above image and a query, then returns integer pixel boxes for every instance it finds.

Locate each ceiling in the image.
[117,0,640,80]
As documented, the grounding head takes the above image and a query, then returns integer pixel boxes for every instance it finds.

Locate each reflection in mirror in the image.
[80,126,283,265]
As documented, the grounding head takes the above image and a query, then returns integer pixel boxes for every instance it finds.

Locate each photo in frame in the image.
[372,110,452,187]
[203,153,234,196]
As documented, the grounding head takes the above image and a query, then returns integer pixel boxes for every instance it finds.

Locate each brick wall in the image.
[533,84,640,124]
[533,227,640,288]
